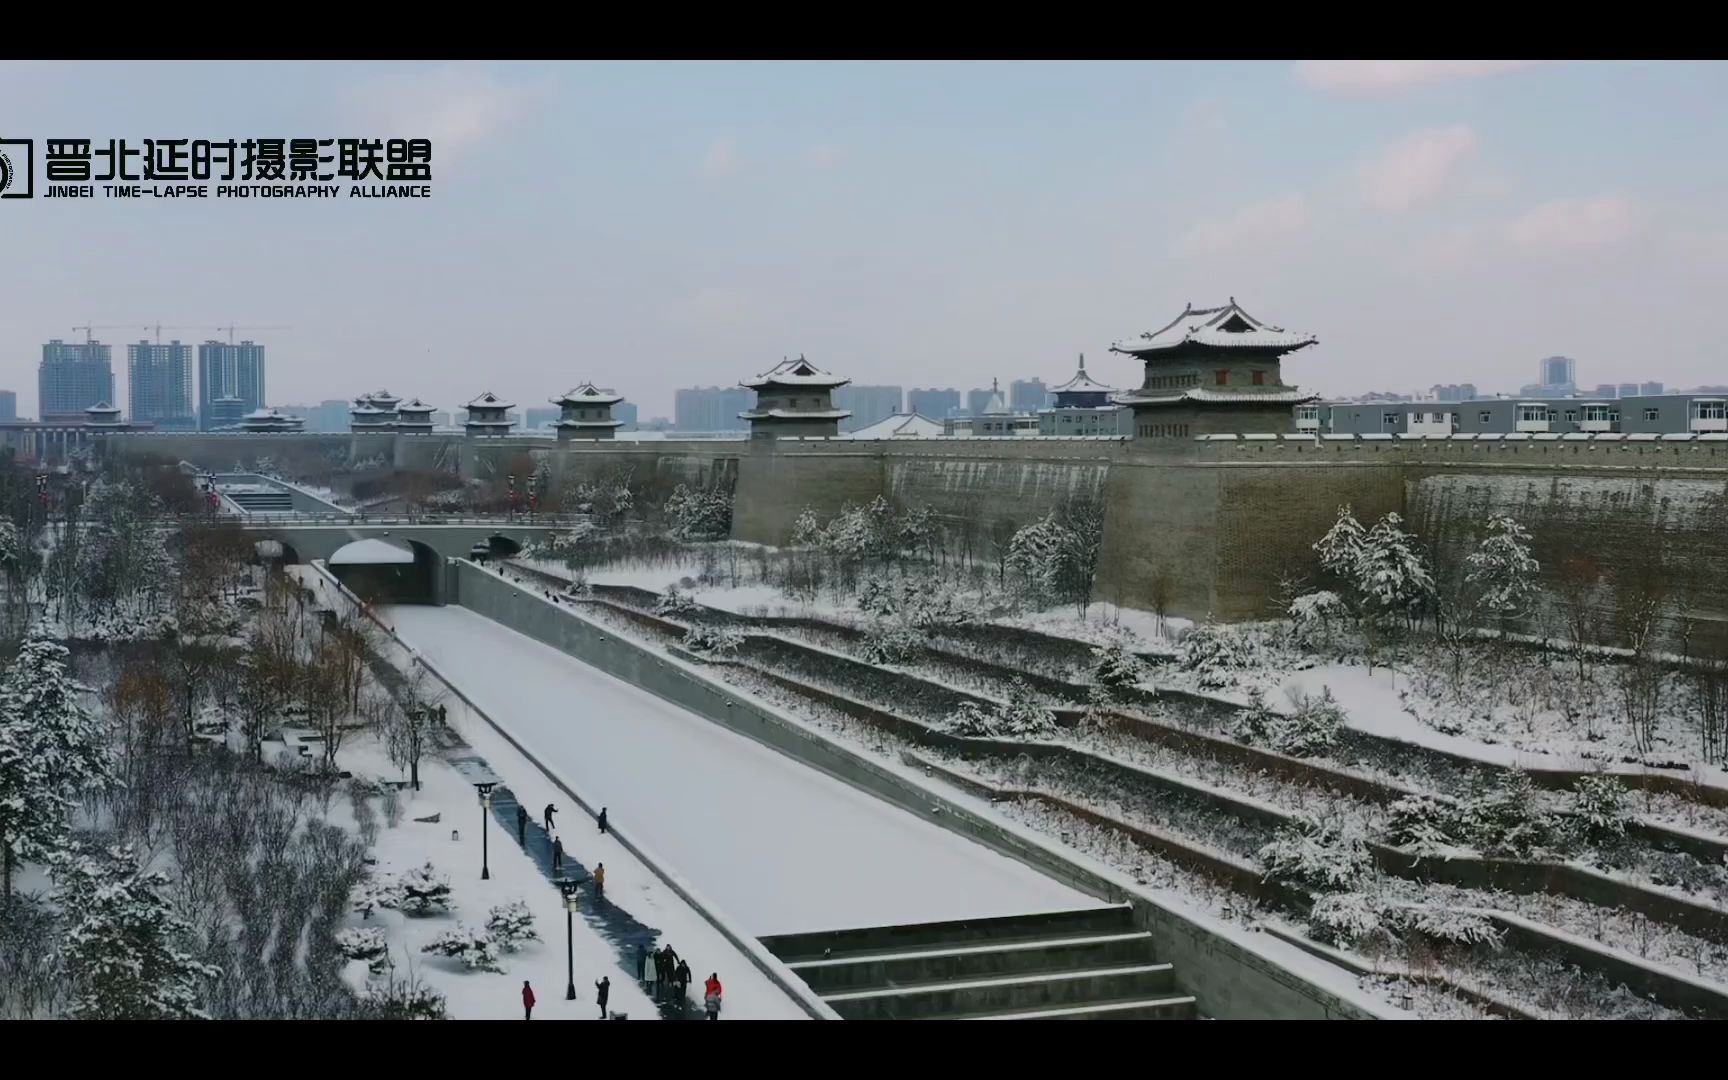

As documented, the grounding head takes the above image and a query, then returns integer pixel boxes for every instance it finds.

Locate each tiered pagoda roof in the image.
[1051,354,1114,396]
[741,355,851,392]
[465,391,514,411]
[396,398,436,415]
[553,383,624,408]
[1110,300,1317,358]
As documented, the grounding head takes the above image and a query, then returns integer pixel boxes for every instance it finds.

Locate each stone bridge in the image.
[240,522,557,604]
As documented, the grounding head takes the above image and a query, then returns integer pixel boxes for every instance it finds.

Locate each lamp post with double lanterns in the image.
[473,781,497,880]
[557,877,582,1000]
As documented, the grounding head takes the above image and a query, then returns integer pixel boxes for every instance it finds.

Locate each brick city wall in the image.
[103,430,1728,630]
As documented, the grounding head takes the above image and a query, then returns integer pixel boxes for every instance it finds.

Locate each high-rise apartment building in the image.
[1009,378,1050,411]
[39,339,116,421]
[673,386,752,432]
[1539,356,1576,389]
[197,340,266,429]
[614,401,638,431]
[0,391,15,422]
[833,385,902,432]
[907,388,961,419]
[128,340,196,431]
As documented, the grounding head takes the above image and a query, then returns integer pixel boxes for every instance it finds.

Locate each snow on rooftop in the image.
[329,538,417,565]
[845,412,945,439]
[466,391,515,410]
[741,355,851,390]
[1110,300,1317,355]
[554,383,623,406]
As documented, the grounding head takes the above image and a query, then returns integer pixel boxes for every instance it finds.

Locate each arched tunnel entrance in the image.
[485,534,524,557]
[328,538,443,605]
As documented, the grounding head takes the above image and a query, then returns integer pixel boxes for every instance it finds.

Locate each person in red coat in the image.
[522,980,536,1020]
[703,973,722,1020]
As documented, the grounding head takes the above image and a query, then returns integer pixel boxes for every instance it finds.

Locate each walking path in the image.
[458,761,698,1020]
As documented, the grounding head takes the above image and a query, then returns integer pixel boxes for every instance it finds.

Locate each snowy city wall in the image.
[102,429,1728,638]
[447,561,1397,1020]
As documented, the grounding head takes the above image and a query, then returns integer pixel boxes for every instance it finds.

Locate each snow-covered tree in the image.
[0,638,114,895]
[1090,640,1147,691]
[485,900,540,952]
[1005,513,1078,606]
[1257,815,1373,891]
[1287,590,1346,646]
[56,845,220,1019]
[1568,775,1631,846]
[681,623,744,656]
[1355,512,1434,620]
[422,925,502,972]
[860,622,925,665]
[1176,623,1257,689]
[1313,505,1367,580]
[1466,513,1540,621]
[663,483,733,541]
[335,927,389,972]
[942,679,1058,739]
[789,507,826,548]
[391,863,453,916]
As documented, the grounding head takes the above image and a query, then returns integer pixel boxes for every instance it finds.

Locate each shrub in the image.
[1569,775,1632,846]
[485,901,540,952]
[1308,891,1387,945]
[1177,623,1257,688]
[941,679,1059,739]
[1257,815,1373,891]
[654,588,700,617]
[1091,640,1148,691]
[422,925,503,972]
[861,623,925,666]
[1230,688,1343,758]
[393,863,453,917]
[1288,590,1346,644]
[335,927,389,972]
[1454,771,1566,858]
[1389,906,1504,948]
[358,976,448,1020]
[682,624,744,656]
[1383,795,1458,856]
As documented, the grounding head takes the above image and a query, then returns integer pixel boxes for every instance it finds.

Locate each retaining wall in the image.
[449,560,1397,1019]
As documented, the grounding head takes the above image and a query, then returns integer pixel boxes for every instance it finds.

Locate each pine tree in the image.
[1313,505,1366,580]
[0,638,114,895]
[1356,512,1434,619]
[57,845,220,1019]
[1466,513,1540,621]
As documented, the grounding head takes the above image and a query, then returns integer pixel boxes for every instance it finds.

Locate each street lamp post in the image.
[557,878,581,1000]
[474,781,497,880]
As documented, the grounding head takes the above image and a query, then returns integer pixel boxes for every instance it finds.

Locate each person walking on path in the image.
[676,959,692,1001]
[641,945,657,999]
[593,862,605,898]
[594,976,610,1019]
[703,974,722,1020]
[552,836,564,872]
[597,806,609,834]
[653,947,669,1001]
[522,980,536,1020]
[543,803,557,833]
[634,943,647,982]
[516,804,528,846]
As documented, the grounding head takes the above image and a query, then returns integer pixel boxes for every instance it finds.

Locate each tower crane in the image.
[213,324,290,344]
[69,325,136,344]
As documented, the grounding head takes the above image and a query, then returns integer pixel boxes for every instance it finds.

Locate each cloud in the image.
[804,143,847,170]
[346,64,551,163]
[1361,125,1479,211]
[1169,194,1309,259]
[1506,194,1639,254]
[1295,60,1546,96]
[702,139,742,179]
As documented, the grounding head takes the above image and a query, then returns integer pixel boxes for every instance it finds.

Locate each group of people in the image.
[637,942,724,1019]
[515,805,724,1020]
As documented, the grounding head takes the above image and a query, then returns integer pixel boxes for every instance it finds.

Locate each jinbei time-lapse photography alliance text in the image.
[0,136,434,199]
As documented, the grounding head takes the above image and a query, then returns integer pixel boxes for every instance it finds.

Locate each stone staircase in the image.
[223,488,294,513]
[761,906,1197,1020]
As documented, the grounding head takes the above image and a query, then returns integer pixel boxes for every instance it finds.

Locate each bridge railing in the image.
[232,513,577,527]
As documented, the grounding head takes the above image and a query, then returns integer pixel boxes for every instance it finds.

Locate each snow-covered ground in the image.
[336,737,663,1020]
[381,604,1096,936]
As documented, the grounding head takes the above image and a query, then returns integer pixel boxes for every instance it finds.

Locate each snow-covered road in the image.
[383,605,1095,936]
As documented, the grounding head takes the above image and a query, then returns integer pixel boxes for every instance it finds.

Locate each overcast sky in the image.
[3,60,1725,419]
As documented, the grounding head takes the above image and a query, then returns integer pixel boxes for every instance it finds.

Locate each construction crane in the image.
[138,324,203,345]
[70,324,137,344]
[213,324,290,344]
